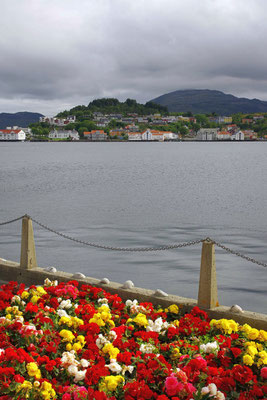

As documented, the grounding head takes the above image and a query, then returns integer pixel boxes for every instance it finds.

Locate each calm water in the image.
[0,142,266,313]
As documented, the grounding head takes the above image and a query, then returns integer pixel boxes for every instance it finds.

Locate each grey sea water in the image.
[0,142,266,313]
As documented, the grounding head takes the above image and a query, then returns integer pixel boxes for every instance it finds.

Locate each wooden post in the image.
[198,240,218,309]
[20,215,37,270]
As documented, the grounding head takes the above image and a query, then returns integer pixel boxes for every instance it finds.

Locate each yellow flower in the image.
[99,375,124,392]
[71,316,84,329]
[73,342,82,352]
[240,323,252,335]
[258,330,267,342]
[77,335,86,345]
[168,304,179,314]
[59,316,72,327]
[243,354,254,366]
[66,343,72,351]
[171,347,181,359]
[89,313,106,327]
[36,286,47,296]
[247,328,259,340]
[26,362,41,378]
[30,295,40,304]
[21,291,30,299]
[107,319,115,328]
[133,313,148,327]
[40,381,56,399]
[247,346,258,357]
[59,329,75,342]
[102,343,120,359]
[18,380,32,392]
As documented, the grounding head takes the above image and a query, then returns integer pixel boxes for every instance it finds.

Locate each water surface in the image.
[0,142,266,313]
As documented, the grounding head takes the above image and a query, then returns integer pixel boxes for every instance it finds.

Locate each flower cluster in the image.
[0,279,266,399]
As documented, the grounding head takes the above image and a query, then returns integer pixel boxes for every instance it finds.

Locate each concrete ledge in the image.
[0,258,266,330]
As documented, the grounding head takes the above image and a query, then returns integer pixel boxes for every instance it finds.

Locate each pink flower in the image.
[73,387,88,400]
[165,374,179,396]
[261,367,267,379]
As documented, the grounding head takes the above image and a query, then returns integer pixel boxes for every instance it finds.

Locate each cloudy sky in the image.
[1,0,267,115]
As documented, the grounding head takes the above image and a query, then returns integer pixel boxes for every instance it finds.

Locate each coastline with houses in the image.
[0,110,266,142]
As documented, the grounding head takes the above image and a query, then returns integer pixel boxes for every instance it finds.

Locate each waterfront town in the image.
[0,110,267,142]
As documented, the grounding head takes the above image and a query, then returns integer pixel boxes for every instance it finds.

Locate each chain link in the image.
[212,240,267,268]
[30,216,203,251]
[0,215,267,266]
[0,215,24,226]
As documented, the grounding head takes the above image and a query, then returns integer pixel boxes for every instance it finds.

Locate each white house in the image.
[230,131,244,141]
[163,132,178,140]
[49,129,79,140]
[0,129,26,141]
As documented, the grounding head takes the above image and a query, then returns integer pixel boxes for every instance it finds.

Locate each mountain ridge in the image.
[150,89,267,115]
[0,112,44,129]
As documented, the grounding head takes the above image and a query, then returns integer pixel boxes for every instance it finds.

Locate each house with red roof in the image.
[0,129,26,141]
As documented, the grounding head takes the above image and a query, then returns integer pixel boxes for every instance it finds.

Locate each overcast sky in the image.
[1,0,267,115]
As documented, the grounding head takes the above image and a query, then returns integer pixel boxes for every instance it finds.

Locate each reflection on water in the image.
[0,142,267,313]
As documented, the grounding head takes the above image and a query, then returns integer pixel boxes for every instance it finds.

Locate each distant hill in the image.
[150,89,267,115]
[0,112,44,129]
[56,98,168,118]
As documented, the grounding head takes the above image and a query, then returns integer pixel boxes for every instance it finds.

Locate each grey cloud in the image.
[1,0,267,114]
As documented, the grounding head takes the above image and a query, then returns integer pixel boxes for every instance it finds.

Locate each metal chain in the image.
[211,239,267,268]
[1,215,267,267]
[30,216,203,252]
[0,215,24,226]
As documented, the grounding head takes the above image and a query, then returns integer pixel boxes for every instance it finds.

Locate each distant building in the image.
[40,116,76,126]
[6,126,32,135]
[109,129,126,139]
[230,131,244,141]
[163,132,179,140]
[84,130,107,141]
[0,129,26,141]
[242,118,253,124]
[197,128,219,141]
[49,129,79,140]
[243,130,257,140]
[128,132,142,141]
[217,131,231,140]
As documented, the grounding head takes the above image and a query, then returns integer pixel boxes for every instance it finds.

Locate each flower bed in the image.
[0,279,266,400]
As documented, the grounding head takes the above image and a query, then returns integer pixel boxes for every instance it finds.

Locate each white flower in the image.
[108,331,117,341]
[105,359,122,374]
[67,364,78,375]
[96,334,110,349]
[11,295,21,304]
[59,299,72,309]
[0,349,5,356]
[146,317,169,333]
[139,343,156,354]
[201,386,210,395]
[80,359,90,368]
[216,391,225,400]
[57,309,69,318]
[122,365,134,375]
[98,298,108,304]
[200,341,219,354]
[61,351,79,367]
[74,370,86,382]
[208,383,217,396]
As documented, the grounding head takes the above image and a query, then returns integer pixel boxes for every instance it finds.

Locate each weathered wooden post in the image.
[20,215,37,269]
[197,240,218,309]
